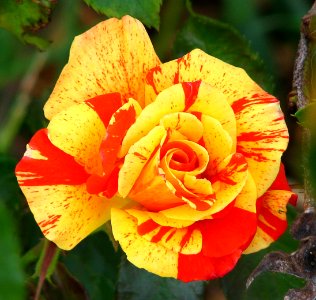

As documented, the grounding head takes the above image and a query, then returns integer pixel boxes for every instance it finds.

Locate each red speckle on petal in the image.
[151,226,172,243]
[182,81,202,111]
[231,94,279,114]
[137,219,160,235]
[39,214,61,227]
[146,66,162,95]
[179,226,195,250]
[211,153,247,185]
[237,131,288,143]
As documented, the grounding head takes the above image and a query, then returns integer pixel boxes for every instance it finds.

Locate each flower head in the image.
[16,16,296,281]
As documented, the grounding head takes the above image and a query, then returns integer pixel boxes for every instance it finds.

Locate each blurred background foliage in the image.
[0,0,312,299]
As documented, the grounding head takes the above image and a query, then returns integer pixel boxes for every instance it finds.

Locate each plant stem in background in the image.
[0,52,48,154]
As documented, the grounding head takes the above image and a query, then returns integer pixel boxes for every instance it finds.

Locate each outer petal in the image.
[111,208,179,278]
[145,49,260,105]
[44,16,160,119]
[16,129,89,187]
[145,49,288,196]
[47,102,106,175]
[233,94,288,197]
[244,190,293,254]
[23,185,128,250]
[15,129,128,249]
[112,174,257,282]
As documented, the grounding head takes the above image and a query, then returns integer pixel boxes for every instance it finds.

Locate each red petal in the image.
[198,207,256,257]
[178,249,242,282]
[269,163,297,206]
[100,104,137,176]
[85,93,122,127]
[16,129,89,186]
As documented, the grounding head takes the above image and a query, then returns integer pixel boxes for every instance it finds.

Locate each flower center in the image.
[160,141,198,172]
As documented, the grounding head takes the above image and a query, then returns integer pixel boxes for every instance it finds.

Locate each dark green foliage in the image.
[173,3,273,92]
[83,0,163,30]
[0,202,25,300]
[61,231,122,300]
[0,0,55,49]
[117,256,205,300]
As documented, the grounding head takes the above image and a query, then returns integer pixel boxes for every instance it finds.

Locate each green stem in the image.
[34,239,60,300]
[0,52,48,154]
[152,0,186,61]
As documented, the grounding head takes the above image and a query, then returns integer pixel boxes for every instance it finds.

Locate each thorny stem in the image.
[293,1,316,210]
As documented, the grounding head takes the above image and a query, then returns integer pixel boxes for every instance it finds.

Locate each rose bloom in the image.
[16,16,296,281]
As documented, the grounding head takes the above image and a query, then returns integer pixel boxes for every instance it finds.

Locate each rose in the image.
[16,16,296,281]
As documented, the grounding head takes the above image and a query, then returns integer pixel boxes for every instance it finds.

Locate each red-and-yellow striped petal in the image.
[244,190,292,254]
[112,188,257,281]
[15,129,129,249]
[44,16,160,120]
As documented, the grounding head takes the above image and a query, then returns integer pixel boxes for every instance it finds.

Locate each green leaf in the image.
[173,2,273,92]
[0,0,55,50]
[117,256,206,300]
[222,206,305,300]
[295,102,316,128]
[0,201,25,300]
[61,231,121,300]
[82,0,163,30]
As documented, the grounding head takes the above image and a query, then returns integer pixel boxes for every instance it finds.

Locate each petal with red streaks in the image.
[244,190,293,254]
[21,184,129,250]
[44,16,160,119]
[47,102,106,175]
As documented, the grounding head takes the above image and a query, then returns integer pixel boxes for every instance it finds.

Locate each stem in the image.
[151,0,186,61]
[34,240,59,300]
[0,52,48,154]
[293,1,316,209]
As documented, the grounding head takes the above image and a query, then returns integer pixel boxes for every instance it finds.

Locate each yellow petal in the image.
[161,204,214,222]
[47,103,105,174]
[159,112,203,142]
[234,172,257,213]
[121,208,202,255]
[208,153,248,215]
[234,95,289,196]
[243,228,274,254]
[44,16,160,119]
[118,125,166,197]
[119,83,186,157]
[183,174,213,195]
[22,184,129,250]
[202,115,233,175]
[111,208,178,278]
[187,82,236,149]
[129,149,184,211]
[145,49,260,106]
